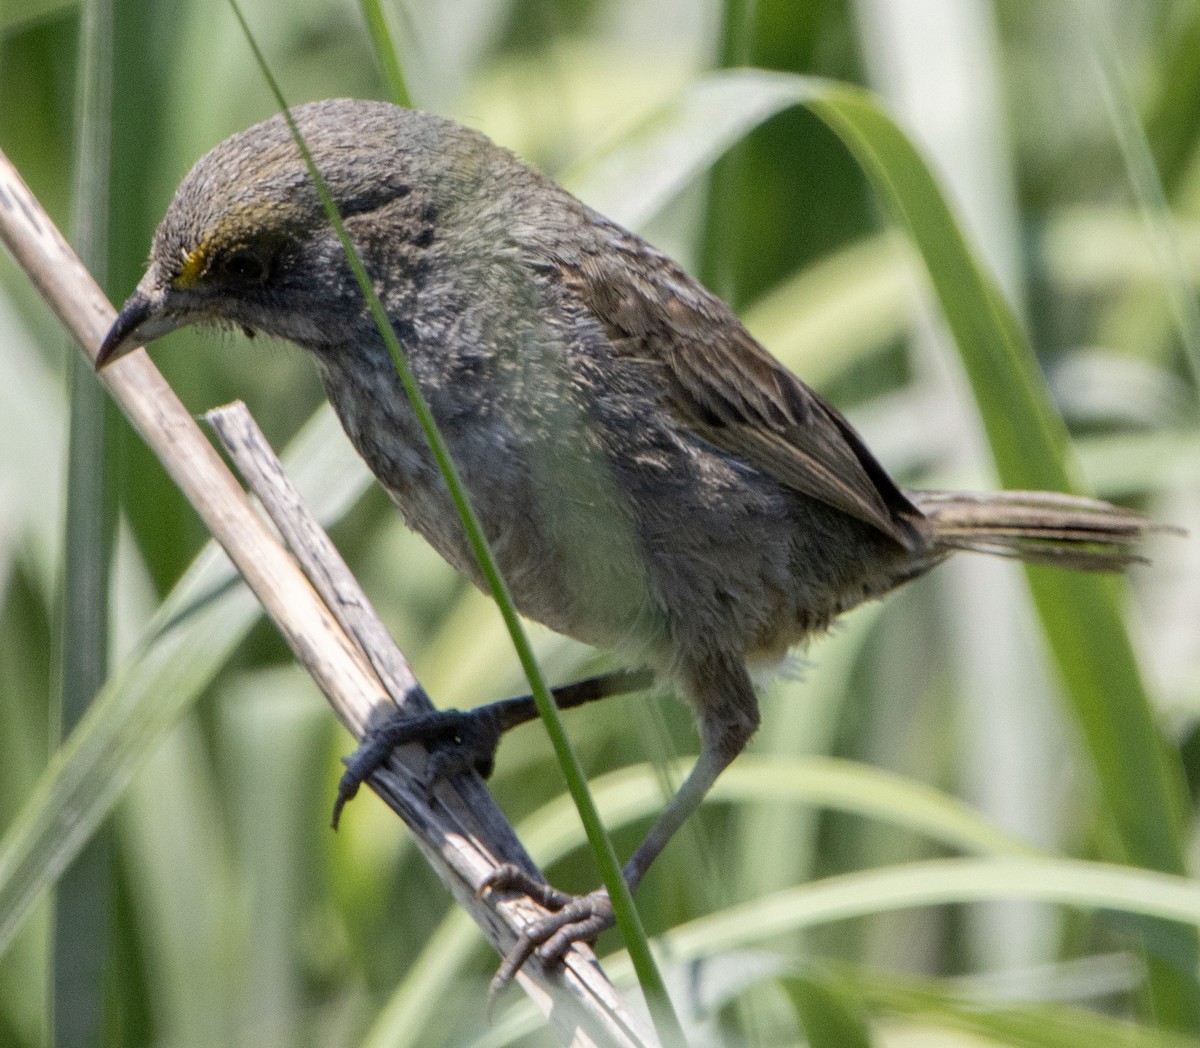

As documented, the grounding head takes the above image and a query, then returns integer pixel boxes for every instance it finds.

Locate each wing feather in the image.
[556,228,921,549]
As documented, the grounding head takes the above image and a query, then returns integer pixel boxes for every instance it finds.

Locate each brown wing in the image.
[555,227,922,550]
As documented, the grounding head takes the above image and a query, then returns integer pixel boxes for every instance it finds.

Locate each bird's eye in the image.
[222,248,268,283]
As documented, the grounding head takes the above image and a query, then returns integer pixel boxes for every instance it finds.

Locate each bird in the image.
[97,97,1155,982]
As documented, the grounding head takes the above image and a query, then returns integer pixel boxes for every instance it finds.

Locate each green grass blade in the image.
[848,966,1200,1048]
[1075,3,1200,390]
[658,857,1200,966]
[357,0,411,108]
[466,850,1200,1047]
[582,67,1195,1009]
[1141,4,1200,197]
[782,973,875,1048]
[804,77,1198,1027]
[566,71,826,229]
[53,2,116,1041]
[226,7,680,1039]
[518,757,1041,871]
[0,407,368,960]
[369,753,1037,1048]
[590,65,1193,1025]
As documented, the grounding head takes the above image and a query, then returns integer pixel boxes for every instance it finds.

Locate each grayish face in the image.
[96,99,465,366]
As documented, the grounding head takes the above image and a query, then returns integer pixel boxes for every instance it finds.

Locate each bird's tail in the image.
[908,489,1165,572]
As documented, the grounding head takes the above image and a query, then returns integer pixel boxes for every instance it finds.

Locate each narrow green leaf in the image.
[519,757,1041,871]
[805,77,1198,1027]
[1075,3,1200,388]
[1141,3,1200,196]
[357,0,411,108]
[486,853,1200,1048]
[53,2,117,1041]
[783,973,875,1048]
[656,857,1200,967]
[0,407,368,960]
[226,6,681,1040]
[362,753,1039,1048]
[850,966,1200,1048]
[590,65,1193,1025]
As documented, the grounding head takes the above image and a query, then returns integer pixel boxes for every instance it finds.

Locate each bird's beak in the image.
[96,287,183,369]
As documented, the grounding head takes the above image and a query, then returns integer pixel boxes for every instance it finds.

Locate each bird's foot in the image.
[331,704,504,828]
[479,863,616,1001]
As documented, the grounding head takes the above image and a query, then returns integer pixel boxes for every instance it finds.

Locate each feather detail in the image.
[554,224,923,550]
[910,489,1170,571]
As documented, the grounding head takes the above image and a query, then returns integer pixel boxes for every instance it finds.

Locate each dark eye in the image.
[222,247,268,283]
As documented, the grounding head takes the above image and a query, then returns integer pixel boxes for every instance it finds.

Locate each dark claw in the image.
[481,863,617,1004]
[528,891,614,964]
[331,668,652,828]
[331,705,504,828]
[477,862,575,909]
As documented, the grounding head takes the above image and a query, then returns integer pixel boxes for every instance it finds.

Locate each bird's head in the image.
[97,99,459,367]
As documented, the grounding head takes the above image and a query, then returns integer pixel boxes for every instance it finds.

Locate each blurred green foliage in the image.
[4,1,1200,1046]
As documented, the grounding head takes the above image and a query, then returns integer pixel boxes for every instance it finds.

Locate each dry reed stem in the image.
[0,146,656,1048]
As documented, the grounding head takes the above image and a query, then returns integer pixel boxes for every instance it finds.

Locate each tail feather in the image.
[908,490,1170,572]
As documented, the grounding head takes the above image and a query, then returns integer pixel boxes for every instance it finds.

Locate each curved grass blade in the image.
[655,857,1200,966]
[519,757,1041,870]
[846,965,1200,1048]
[1074,2,1200,391]
[586,66,1195,1025]
[805,76,1198,1027]
[782,973,875,1048]
[358,0,411,108]
[0,407,368,960]
[226,6,681,1039]
[362,753,1041,1048]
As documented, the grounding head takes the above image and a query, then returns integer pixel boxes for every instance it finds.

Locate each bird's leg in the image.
[332,666,653,827]
[481,654,759,998]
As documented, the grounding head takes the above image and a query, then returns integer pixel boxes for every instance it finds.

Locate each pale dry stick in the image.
[207,402,643,1032]
[0,147,657,1048]
[206,403,431,719]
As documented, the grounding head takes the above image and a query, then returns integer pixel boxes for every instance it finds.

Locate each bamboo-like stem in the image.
[0,147,657,1048]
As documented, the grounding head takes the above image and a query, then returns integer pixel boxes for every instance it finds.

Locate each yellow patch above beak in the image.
[173,243,210,289]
